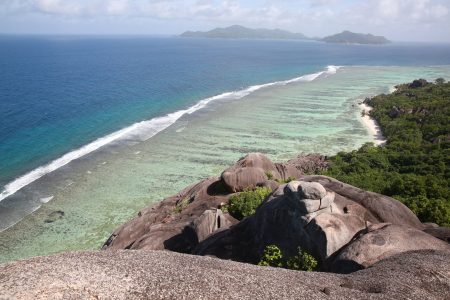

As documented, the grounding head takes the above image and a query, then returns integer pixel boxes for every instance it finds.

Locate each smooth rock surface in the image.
[300,175,424,229]
[424,227,450,243]
[196,181,368,263]
[329,223,450,273]
[1,250,450,300]
[103,176,235,252]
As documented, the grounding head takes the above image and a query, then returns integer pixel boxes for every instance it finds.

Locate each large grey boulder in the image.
[220,153,282,192]
[221,167,268,193]
[300,175,424,229]
[102,155,440,274]
[103,177,236,252]
[102,153,330,254]
[424,226,450,243]
[196,181,368,262]
[1,249,450,299]
[220,153,326,193]
[192,209,235,243]
[328,223,450,273]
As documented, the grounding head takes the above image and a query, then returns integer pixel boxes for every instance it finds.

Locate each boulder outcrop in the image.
[1,249,450,300]
[195,180,371,263]
[328,223,450,273]
[103,153,449,273]
[300,175,424,229]
[103,153,326,253]
[103,176,237,252]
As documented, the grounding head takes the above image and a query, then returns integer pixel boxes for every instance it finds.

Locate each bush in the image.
[173,197,190,214]
[257,245,283,267]
[265,171,274,180]
[286,247,318,271]
[226,187,272,220]
[258,245,318,271]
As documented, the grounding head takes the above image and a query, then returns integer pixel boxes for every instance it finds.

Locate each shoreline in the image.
[359,103,386,145]
[2,66,448,264]
[0,66,339,209]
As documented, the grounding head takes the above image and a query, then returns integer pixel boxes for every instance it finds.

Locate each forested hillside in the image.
[325,79,450,226]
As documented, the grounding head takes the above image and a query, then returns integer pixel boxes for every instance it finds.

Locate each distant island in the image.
[180,25,308,40]
[322,30,390,44]
[180,25,390,45]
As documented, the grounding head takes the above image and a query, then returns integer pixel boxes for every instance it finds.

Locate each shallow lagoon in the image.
[1,65,450,263]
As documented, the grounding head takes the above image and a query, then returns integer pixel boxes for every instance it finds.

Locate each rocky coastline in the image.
[1,152,449,299]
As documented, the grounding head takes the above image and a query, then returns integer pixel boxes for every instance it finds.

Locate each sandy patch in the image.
[359,103,386,145]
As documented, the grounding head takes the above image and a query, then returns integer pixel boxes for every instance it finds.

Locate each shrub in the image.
[226,187,272,220]
[173,197,190,214]
[275,176,296,184]
[286,247,318,271]
[257,245,283,267]
[258,245,318,271]
[265,171,274,180]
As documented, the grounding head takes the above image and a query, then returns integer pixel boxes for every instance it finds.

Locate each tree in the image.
[435,78,445,85]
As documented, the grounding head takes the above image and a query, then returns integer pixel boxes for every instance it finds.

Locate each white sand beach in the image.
[359,103,386,145]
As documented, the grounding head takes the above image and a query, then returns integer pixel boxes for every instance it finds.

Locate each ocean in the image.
[1,36,450,263]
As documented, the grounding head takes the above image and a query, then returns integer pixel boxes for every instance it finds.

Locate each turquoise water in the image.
[1,65,450,263]
[1,36,450,263]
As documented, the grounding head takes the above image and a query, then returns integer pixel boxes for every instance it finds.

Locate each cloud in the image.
[1,0,448,24]
[0,0,449,40]
[342,0,449,25]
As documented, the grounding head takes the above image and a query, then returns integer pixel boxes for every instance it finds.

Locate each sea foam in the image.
[0,66,340,203]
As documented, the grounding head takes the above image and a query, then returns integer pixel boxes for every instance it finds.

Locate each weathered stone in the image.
[103,155,438,276]
[196,181,368,263]
[306,213,366,259]
[192,209,235,243]
[299,175,424,229]
[298,199,321,214]
[320,192,335,209]
[423,227,450,243]
[298,181,327,200]
[2,250,450,300]
[221,167,268,193]
[103,177,230,252]
[328,223,450,273]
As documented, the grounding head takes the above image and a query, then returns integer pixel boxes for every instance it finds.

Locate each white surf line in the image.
[0,65,341,203]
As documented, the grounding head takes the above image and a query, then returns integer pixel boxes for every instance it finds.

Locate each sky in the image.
[0,0,449,42]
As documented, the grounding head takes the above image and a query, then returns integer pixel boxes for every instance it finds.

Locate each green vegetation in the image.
[173,197,190,214]
[258,245,318,271]
[181,25,308,40]
[264,170,295,183]
[224,187,272,220]
[258,245,283,267]
[265,171,274,180]
[275,176,296,184]
[322,30,390,44]
[324,79,450,226]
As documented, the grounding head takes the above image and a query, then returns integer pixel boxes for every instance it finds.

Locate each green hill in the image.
[180,25,308,40]
[322,30,390,44]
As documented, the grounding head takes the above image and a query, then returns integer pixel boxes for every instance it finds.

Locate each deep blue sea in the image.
[1,36,450,191]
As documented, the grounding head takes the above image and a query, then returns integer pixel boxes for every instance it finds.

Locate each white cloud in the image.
[1,0,448,24]
[345,0,450,25]
[0,0,449,41]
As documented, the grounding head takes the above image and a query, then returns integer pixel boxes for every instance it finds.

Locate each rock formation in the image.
[1,249,450,299]
[2,152,450,299]
[103,153,326,252]
[328,223,450,273]
[103,153,449,273]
